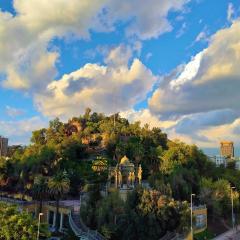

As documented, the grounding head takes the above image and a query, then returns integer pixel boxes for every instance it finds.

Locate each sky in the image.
[0,0,240,154]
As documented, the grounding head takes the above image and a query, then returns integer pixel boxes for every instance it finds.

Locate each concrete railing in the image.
[69,210,105,240]
[69,210,84,237]
[1,195,105,240]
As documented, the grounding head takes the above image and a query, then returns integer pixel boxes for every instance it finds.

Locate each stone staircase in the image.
[69,209,105,240]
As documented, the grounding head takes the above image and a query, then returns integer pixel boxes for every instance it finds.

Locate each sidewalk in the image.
[213,226,240,240]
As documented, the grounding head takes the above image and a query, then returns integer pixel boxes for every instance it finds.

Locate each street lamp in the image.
[191,194,196,240]
[231,187,235,231]
[37,213,43,240]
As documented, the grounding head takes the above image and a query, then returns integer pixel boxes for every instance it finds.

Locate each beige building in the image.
[108,156,142,201]
[220,141,234,158]
[0,136,8,157]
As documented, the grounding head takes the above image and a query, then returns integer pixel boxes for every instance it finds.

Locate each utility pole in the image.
[231,187,235,231]
[37,213,43,240]
[191,194,195,240]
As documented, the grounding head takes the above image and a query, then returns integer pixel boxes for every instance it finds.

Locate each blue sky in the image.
[0,0,240,153]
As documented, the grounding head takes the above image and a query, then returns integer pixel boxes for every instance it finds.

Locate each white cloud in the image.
[5,106,25,118]
[195,30,209,43]
[145,52,153,61]
[176,22,187,38]
[149,20,240,117]
[101,0,190,40]
[0,0,190,93]
[120,109,176,129]
[104,45,132,67]
[200,118,240,148]
[147,20,240,147]
[0,116,48,145]
[227,3,235,23]
[35,46,157,119]
[0,0,191,145]
[0,0,108,91]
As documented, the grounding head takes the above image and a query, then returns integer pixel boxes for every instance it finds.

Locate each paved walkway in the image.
[214,226,240,240]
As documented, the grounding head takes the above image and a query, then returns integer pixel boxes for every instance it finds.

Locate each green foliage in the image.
[82,188,190,240]
[160,141,192,174]
[200,178,239,218]
[4,109,240,238]
[194,229,214,240]
[0,203,50,240]
[48,171,70,231]
[32,175,48,213]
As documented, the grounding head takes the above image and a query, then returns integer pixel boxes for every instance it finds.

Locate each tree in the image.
[31,128,47,145]
[32,175,48,214]
[160,141,191,174]
[93,191,125,239]
[116,189,190,240]
[200,178,240,219]
[0,202,50,240]
[48,171,70,231]
[0,157,13,189]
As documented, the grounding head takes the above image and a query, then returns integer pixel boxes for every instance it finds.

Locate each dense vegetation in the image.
[0,202,49,240]
[0,108,240,239]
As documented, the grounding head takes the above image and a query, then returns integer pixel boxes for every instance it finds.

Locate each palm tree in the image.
[48,171,70,232]
[32,175,48,214]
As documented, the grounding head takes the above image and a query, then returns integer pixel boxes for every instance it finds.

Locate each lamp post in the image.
[37,213,43,240]
[191,194,196,240]
[231,187,235,231]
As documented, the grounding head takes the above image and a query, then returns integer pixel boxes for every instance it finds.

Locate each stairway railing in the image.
[69,209,105,240]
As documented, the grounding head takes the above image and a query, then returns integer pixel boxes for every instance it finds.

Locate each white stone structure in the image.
[208,155,227,167]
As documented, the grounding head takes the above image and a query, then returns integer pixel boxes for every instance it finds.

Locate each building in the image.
[108,155,142,201]
[235,159,240,170]
[0,136,8,157]
[213,155,227,167]
[220,141,234,158]
[208,155,227,167]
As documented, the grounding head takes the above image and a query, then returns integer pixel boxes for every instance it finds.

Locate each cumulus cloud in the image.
[35,46,157,118]
[104,0,189,40]
[0,0,108,91]
[147,20,240,146]
[173,109,238,134]
[199,118,240,147]
[0,0,190,92]
[104,45,132,67]
[149,20,240,117]
[120,109,176,129]
[0,116,48,145]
